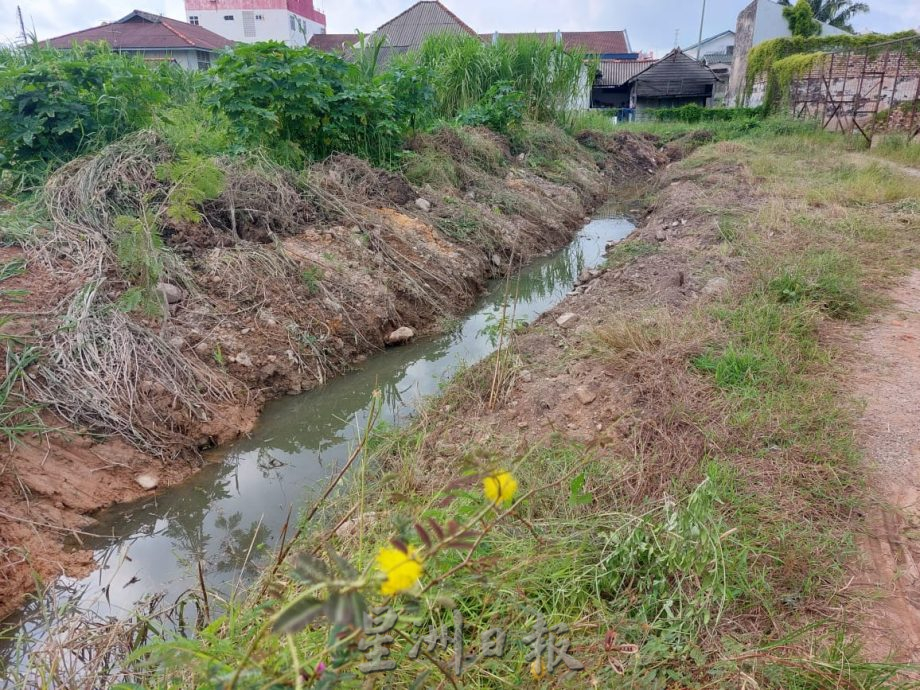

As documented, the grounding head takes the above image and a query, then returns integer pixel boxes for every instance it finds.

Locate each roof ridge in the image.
[160,17,196,47]
[375,1,476,37]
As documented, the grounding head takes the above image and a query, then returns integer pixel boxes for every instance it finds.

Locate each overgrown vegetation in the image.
[744,30,918,109]
[29,123,912,690]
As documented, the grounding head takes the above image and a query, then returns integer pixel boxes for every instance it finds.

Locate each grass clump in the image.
[768,251,866,319]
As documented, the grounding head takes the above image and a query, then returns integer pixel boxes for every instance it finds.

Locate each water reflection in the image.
[6,212,635,635]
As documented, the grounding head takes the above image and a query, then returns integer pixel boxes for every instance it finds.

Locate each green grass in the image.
[870,134,920,168]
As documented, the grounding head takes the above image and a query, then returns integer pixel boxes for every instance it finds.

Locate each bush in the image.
[651,104,766,123]
[207,42,404,164]
[0,43,175,185]
[457,81,525,133]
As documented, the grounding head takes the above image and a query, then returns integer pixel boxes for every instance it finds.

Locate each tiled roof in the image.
[482,31,631,55]
[702,52,733,65]
[595,59,655,87]
[308,33,359,52]
[372,1,475,56]
[45,9,234,51]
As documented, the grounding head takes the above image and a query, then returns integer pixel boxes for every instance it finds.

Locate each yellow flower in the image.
[483,471,518,506]
[530,658,547,680]
[375,544,423,596]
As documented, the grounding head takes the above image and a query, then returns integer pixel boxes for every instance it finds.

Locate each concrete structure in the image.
[728,0,847,104]
[184,0,326,47]
[684,30,735,103]
[45,9,234,70]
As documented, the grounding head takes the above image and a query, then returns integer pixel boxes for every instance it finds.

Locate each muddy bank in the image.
[0,126,667,619]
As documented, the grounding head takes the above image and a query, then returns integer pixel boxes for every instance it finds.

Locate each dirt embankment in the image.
[0,127,668,620]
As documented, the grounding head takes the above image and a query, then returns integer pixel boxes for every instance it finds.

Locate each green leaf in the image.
[271,595,325,634]
[568,472,593,507]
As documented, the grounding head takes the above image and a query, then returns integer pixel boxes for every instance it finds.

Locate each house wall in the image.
[185,1,325,46]
[685,32,735,59]
[729,0,848,105]
[117,48,207,70]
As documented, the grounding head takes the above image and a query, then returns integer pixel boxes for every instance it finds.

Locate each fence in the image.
[787,35,920,145]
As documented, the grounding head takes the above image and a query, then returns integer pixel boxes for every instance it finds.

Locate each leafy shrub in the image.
[651,104,765,123]
[0,43,174,185]
[207,42,404,164]
[457,81,525,133]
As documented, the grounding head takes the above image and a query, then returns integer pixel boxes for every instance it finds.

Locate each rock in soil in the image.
[415,198,431,212]
[386,326,415,345]
[156,282,185,304]
[234,352,254,367]
[135,473,159,490]
[574,386,597,405]
[556,312,579,329]
[701,277,729,297]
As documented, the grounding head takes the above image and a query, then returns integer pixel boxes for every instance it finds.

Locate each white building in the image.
[184,0,326,47]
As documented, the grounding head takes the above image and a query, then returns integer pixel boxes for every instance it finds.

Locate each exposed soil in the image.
[845,270,920,664]
[0,129,669,620]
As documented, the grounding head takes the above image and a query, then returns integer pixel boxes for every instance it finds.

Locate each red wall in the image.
[184,0,326,25]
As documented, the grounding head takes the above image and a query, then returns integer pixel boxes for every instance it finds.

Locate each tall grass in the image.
[402,33,592,125]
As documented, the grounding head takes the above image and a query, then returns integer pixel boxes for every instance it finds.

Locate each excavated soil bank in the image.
[0,126,666,620]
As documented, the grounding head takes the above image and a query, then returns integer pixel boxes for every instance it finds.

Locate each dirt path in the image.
[849,270,920,663]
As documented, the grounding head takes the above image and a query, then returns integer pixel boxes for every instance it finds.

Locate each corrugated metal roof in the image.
[625,49,719,97]
[595,59,654,87]
[372,1,474,53]
[45,9,234,51]
[308,33,359,52]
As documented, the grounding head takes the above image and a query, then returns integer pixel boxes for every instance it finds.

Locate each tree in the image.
[778,0,869,32]
[783,0,822,37]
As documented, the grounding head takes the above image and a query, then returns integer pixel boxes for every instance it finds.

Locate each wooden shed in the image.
[623,49,720,110]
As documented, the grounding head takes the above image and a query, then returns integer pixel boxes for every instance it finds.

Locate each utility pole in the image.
[695,0,707,60]
[16,5,27,45]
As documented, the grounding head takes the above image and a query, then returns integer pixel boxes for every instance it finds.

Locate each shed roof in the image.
[683,29,734,52]
[45,9,234,51]
[624,49,720,97]
[308,33,359,52]
[595,59,655,87]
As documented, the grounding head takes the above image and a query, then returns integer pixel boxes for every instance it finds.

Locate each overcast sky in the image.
[2,0,916,57]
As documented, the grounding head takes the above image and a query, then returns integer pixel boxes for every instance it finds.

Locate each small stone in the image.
[596,423,603,431]
[385,326,415,345]
[156,283,185,304]
[680,218,687,226]
[555,312,579,329]
[518,421,529,429]
[654,229,667,242]
[194,341,211,355]
[671,221,679,228]
[491,253,502,267]
[415,198,431,212]
[210,275,221,284]
[575,386,597,405]
[241,327,251,335]
[519,369,533,383]
[235,351,253,367]
[135,473,159,491]
[701,277,729,297]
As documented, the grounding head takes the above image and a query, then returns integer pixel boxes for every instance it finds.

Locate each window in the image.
[188,15,198,25]
[289,15,295,31]
[223,15,234,21]
[196,50,211,71]
[242,10,256,37]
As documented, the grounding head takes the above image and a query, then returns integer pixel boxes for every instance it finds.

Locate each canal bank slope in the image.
[0,125,667,620]
[118,129,920,687]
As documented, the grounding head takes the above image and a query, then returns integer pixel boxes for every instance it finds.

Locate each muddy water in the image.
[8,208,635,639]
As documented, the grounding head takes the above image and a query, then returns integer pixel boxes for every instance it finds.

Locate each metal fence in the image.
[788,35,920,145]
